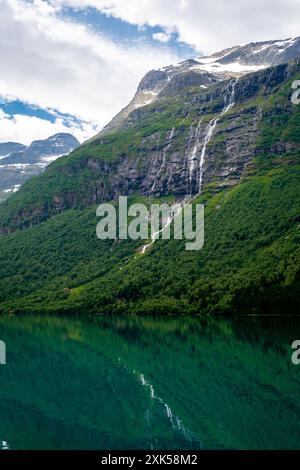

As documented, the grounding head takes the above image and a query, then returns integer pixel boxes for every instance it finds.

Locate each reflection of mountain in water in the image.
[0,314,299,450]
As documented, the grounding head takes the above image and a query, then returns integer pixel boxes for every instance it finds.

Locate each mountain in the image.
[0,37,299,316]
[0,142,26,156]
[204,36,300,66]
[0,133,79,202]
[98,36,300,136]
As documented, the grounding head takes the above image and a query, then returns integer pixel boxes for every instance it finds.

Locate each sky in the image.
[0,0,299,145]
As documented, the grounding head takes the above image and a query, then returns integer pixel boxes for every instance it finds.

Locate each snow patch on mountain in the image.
[193,60,267,74]
[97,36,300,137]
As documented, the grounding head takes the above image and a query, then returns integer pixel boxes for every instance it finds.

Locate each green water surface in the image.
[0,314,299,450]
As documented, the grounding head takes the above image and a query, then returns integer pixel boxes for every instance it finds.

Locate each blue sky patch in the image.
[60,6,199,60]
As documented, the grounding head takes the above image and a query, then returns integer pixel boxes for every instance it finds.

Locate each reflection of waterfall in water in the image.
[137,372,198,444]
[197,79,238,195]
[150,127,175,195]
[117,358,200,447]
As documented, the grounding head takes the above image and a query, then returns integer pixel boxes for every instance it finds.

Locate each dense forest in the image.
[0,62,299,316]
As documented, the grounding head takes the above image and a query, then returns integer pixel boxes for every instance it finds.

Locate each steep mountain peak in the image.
[199,36,300,69]
[98,36,300,137]
[98,62,219,137]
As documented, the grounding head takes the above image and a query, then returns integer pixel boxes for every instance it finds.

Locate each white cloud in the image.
[0,109,96,145]
[54,0,300,53]
[1,0,299,145]
[0,0,180,143]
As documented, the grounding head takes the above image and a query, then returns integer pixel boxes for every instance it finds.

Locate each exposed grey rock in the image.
[214,36,300,67]
[97,36,300,138]
[2,38,300,227]
[76,61,299,204]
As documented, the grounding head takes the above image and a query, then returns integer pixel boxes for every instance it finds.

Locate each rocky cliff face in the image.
[98,63,219,137]
[0,39,299,230]
[60,62,298,201]
[212,36,300,66]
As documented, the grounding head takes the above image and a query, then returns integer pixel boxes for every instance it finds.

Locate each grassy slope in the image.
[0,68,299,315]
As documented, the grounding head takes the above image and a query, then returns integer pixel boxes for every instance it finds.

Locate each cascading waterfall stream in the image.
[186,117,204,196]
[148,133,162,184]
[197,78,238,195]
[141,79,238,254]
[141,126,179,253]
[140,200,187,254]
[142,117,202,254]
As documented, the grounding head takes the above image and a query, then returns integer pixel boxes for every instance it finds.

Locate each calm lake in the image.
[0,314,299,450]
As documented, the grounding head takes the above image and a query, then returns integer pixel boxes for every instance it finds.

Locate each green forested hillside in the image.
[0,63,299,316]
[0,163,299,315]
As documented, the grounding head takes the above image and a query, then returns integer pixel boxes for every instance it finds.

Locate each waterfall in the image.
[140,201,185,254]
[197,78,238,194]
[187,117,203,195]
[141,78,237,254]
[141,126,178,254]
[150,127,175,194]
